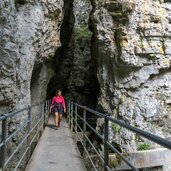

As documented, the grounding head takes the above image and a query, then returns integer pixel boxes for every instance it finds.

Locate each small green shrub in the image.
[74,26,92,40]
[111,123,121,133]
[137,143,151,151]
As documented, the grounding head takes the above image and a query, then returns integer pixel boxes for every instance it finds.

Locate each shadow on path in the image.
[46,123,57,130]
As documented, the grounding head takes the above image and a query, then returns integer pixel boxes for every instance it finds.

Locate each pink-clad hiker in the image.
[50,89,66,129]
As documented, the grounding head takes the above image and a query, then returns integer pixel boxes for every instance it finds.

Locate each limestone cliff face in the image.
[90,0,171,151]
[0,0,63,113]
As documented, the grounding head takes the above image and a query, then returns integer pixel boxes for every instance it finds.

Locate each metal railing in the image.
[67,102,171,171]
[0,99,51,171]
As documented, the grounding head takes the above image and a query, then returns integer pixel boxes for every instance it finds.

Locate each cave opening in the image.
[30,61,54,105]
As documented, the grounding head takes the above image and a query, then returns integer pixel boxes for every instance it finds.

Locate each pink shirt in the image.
[51,96,66,109]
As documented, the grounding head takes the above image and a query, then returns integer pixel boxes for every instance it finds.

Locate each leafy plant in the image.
[111,123,121,133]
[74,26,92,40]
[137,143,151,151]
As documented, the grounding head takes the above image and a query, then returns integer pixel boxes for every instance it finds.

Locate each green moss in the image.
[109,154,122,167]
[111,123,121,133]
[110,152,128,168]
[137,143,151,151]
[74,26,92,40]
[116,155,122,165]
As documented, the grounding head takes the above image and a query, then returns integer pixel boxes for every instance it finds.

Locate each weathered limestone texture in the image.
[74,0,91,26]
[0,0,63,114]
[90,0,171,151]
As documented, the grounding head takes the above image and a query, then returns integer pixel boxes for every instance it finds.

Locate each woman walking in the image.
[50,89,66,128]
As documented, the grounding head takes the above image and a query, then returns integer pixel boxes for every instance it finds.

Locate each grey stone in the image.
[90,0,171,152]
[0,0,63,113]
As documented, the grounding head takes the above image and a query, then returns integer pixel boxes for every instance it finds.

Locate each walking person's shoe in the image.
[58,122,60,128]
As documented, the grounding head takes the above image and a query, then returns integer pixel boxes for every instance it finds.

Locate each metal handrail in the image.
[0,99,51,171]
[5,120,29,143]
[107,116,171,150]
[67,101,171,171]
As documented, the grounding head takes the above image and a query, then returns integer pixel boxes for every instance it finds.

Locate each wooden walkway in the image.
[25,116,86,171]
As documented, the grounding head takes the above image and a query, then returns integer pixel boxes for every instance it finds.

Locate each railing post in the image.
[104,115,109,171]
[48,99,51,109]
[46,100,49,109]
[27,106,31,159]
[41,102,44,130]
[44,101,47,127]
[74,104,78,141]
[69,102,71,128]
[67,101,70,123]
[44,101,46,113]
[28,105,31,140]
[83,108,86,161]
[1,115,7,171]
[47,100,49,114]
[71,103,74,131]
[46,101,48,112]
[45,100,50,124]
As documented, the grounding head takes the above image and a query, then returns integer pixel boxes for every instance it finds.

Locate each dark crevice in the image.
[15,0,26,5]
[46,0,75,99]
[46,0,100,110]
[163,0,171,3]
[30,64,42,104]
[15,0,26,10]
[30,61,53,105]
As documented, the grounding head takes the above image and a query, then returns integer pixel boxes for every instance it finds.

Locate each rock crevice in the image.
[47,0,100,109]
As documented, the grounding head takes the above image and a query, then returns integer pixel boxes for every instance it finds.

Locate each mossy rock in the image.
[109,154,122,167]
[111,123,121,133]
[74,26,92,40]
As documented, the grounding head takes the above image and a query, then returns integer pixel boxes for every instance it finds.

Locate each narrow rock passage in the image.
[25,116,86,171]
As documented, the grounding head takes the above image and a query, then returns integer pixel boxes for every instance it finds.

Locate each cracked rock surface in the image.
[0,0,63,113]
[90,0,171,151]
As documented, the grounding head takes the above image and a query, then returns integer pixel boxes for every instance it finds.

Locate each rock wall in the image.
[0,0,63,170]
[0,0,63,114]
[1,0,171,156]
[90,0,171,151]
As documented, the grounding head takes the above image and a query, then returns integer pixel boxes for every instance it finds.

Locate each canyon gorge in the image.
[1,0,171,170]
